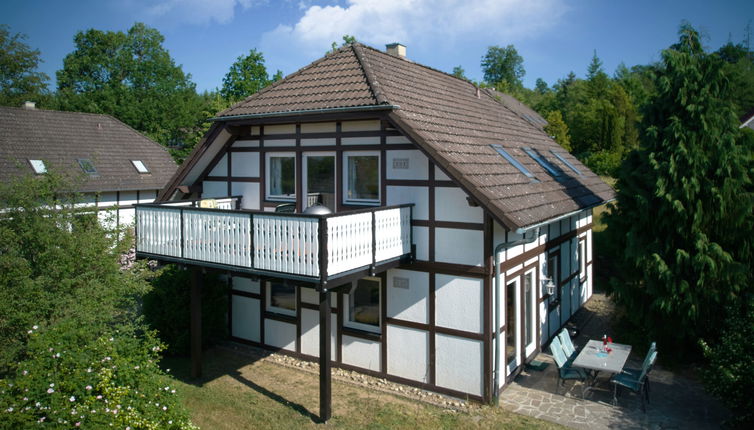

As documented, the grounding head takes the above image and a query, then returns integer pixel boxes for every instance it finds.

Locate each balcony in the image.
[134,198,414,286]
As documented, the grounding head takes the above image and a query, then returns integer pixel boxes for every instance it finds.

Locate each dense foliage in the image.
[481,45,525,91]
[605,24,753,356]
[220,49,281,103]
[55,23,206,160]
[0,174,196,428]
[0,25,50,108]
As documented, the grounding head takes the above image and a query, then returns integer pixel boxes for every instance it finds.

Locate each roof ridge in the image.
[351,43,388,105]
[218,43,369,117]
[0,105,115,120]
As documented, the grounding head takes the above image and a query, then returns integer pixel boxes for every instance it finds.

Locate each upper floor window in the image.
[131,160,149,174]
[266,280,296,316]
[344,151,379,204]
[490,144,537,182]
[550,150,583,176]
[78,159,98,176]
[28,159,46,174]
[266,153,295,201]
[344,277,381,333]
[523,147,562,179]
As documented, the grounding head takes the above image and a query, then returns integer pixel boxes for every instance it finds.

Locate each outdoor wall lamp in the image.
[542,278,556,296]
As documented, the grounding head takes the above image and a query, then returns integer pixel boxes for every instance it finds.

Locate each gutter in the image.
[514,200,614,235]
[209,104,400,122]
[493,227,540,405]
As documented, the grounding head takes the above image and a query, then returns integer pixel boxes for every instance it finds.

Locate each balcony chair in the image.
[611,350,657,411]
[274,203,296,213]
[620,342,656,378]
[550,336,588,397]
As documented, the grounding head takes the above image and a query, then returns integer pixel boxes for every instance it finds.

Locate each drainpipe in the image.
[493,227,540,405]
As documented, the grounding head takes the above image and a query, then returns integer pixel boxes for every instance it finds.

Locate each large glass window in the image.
[266,281,296,316]
[305,155,335,210]
[547,253,559,300]
[267,154,295,200]
[524,271,535,346]
[345,277,381,333]
[344,152,379,203]
[506,279,517,365]
[578,239,586,280]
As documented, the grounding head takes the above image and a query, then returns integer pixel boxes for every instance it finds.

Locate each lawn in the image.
[162,347,565,429]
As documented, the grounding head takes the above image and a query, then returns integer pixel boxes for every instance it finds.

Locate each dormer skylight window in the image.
[131,160,149,174]
[29,159,46,174]
[77,159,98,176]
[549,150,583,176]
[490,144,537,181]
[523,147,562,178]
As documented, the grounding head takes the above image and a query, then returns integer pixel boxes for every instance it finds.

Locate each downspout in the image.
[493,227,540,405]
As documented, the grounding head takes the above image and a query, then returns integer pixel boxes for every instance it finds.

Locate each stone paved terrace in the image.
[500,293,730,429]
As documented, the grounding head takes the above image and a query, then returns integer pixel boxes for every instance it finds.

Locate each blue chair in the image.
[550,336,588,397]
[557,329,579,363]
[611,350,657,411]
[621,342,656,378]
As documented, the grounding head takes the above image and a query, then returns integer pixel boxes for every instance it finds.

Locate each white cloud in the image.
[146,0,258,25]
[262,0,566,57]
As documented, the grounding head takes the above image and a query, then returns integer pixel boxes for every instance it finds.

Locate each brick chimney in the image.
[386,43,406,58]
[22,101,36,110]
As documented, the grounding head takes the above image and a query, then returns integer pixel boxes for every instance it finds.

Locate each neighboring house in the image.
[0,104,177,228]
[740,107,754,130]
[134,43,614,420]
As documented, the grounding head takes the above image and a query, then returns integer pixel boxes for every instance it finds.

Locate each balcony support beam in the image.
[190,266,203,379]
[318,290,332,422]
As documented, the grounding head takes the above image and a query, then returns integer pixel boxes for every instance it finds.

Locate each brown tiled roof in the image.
[195,43,614,231]
[0,107,177,193]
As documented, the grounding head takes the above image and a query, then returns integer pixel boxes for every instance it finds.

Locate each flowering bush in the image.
[1,321,196,429]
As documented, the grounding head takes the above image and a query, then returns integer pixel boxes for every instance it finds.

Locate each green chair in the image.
[611,350,657,411]
[557,329,579,363]
[621,342,656,378]
[550,336,588,397]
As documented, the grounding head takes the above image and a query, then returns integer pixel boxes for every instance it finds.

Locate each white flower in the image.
[49,383,54,387]
[47,388,54,394]
[85,385,92,390]
[134,365,140,370]
[33,325,38,330]
[22,370,28,375]
[69,396,75,402]
[171,389,176,394]
[6,407,13,412]
[28,330,33,334]
[96,395,102,400]
[86,368,92,373]
[162,406,167,411]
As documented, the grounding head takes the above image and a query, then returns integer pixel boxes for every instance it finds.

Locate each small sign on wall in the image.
[392,158,410,170]
[393,276,410,289]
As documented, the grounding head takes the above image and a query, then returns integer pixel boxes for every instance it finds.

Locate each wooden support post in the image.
[319,290,332,423]
[190,266,203,379]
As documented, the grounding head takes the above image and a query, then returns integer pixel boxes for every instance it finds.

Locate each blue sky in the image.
[4,0,753,93]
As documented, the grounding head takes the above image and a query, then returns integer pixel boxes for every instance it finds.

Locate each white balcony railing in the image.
[135,201,413,282]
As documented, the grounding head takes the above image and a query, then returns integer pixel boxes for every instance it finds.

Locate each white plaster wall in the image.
[342,136,379,146]
[231,152,259,177]
[435,334,483,396]
[301,138,336,146]
[386,135,411,144]
[263,139,296,147]
[232,295,260,342]
[386,186,428,220]
[231,182,260,210]
[119,208,135,226]
[387,325,428,383]
[560,283,572,325]
[300,309,337,358]
[264,319,296,351]
[139,190,157,203]
[386,150,428,180]
[413,226,429,261]
[549,306,561,339]
[301,122,336,133]
[98,192,117,207]
[435,228,484,266]
[386,269,429,324]
[232,276,260,294]
[209,154,228,176]
[119,191,138,207]
[434,187,483,223]
[265,124,296,134]
[299,288,337,308]
[232,140,259,148]
[435,275,483,333]
[341,120,380,132]
[342,335,381,372]
[202,181,227,198]
[434,166,451,181]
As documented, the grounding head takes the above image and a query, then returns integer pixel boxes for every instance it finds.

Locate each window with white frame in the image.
[266,153,295,200]
[343,151,379,204]
[266,281,296,316]
[28,159,46,174]
[578,239,586,280]
[344,277,381,333]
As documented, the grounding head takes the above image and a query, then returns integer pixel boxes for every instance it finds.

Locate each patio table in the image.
[573,339,632,376]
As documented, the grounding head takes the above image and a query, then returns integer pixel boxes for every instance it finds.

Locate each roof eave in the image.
[211,104,400,122]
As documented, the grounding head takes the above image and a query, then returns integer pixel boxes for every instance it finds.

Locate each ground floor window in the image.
[266,280,296,316]
[345,277,381,333]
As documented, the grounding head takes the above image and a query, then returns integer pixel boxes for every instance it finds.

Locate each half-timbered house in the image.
[134,43,614,420]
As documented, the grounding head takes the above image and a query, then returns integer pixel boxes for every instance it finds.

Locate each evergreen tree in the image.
[606,24,754,356]
[543,110,571,151]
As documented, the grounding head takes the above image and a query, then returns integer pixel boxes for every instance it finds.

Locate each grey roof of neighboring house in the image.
[0,106,177,193]
[182,43,614,231]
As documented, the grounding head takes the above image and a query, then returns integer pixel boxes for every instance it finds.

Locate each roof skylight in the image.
[77,159,98,176]
[131,160,149,174]
[490,144,537,180]
[29,159,46,174]
[523,147,562,178]
[549,150,583,176]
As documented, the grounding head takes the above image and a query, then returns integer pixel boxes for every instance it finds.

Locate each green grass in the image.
[162,348,565,429]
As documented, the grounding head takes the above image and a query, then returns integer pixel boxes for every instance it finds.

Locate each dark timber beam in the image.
[190,266,203,379]
[319,290,332,422]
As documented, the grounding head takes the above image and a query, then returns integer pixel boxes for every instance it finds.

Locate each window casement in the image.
[523,147,562,179]
[131,160,149,174]
[549,150,583,176]
[28,159,46,174]
[343,151,380,205]
[266,153,296,201]
[78,158,98,176]
[266,280,296,316]
[490,144,538,182]
[578,239,587,280]
[344,277,381,333]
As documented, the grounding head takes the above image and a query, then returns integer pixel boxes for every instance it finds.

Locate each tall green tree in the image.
[606,24,754,356]
[481,45,524,89]
[0,25,49,107]
[543,110,571,151]
[55,23,204,156]
[220,48,277,103]
[714,41,754,118]
[452,65,468,81]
